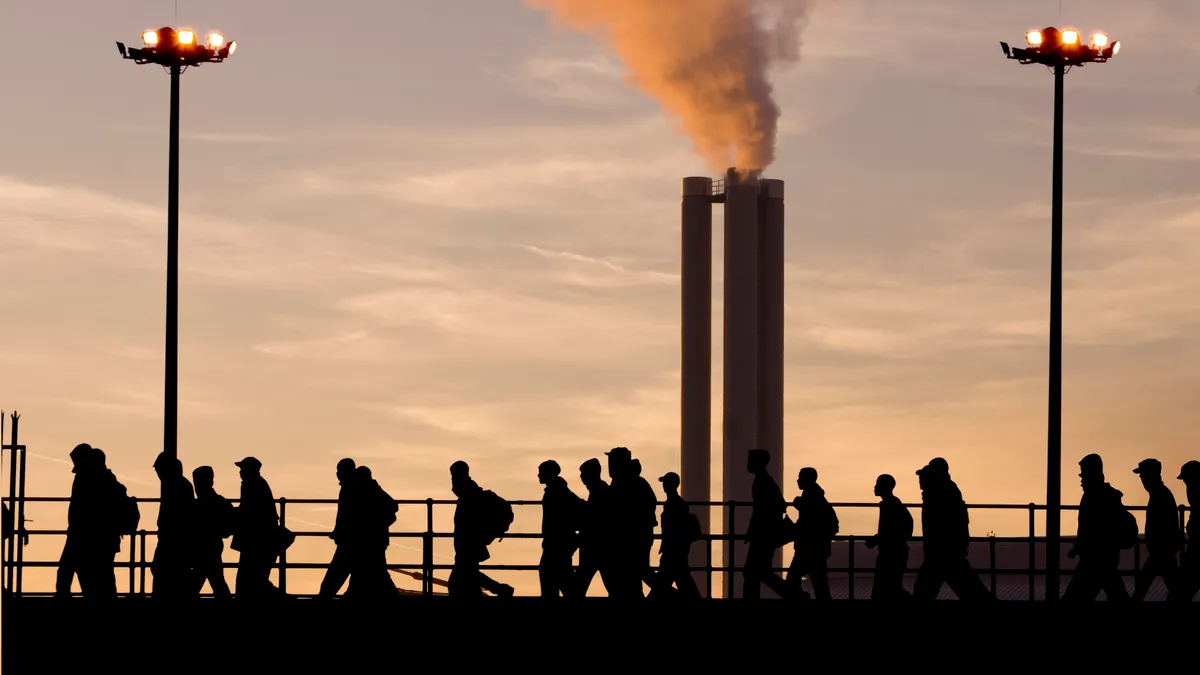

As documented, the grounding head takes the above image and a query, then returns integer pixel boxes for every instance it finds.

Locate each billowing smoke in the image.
[526,0,816,174]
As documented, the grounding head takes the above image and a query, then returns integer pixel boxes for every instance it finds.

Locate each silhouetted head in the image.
[1179,460,1200,485]
[235,456,262,479]
[69,443,93,473]
[93,448,107,467]
[926,457,950,475]
[796,467,818,490]
[192,465,215,490]
[606,447,631,479]
[659,472,680,493]
[746,449,769,473]
[915,461,947,486]
[153,453,182,479]
[1134,458,1162,489]
[538,460,561,485]
[580,458,602,484]
[874,474,896,498]
[356,466,372,482]
[450,460,471,492]
[631,458,642,478]
[1079,454,1104,489]
[336,458,356,485]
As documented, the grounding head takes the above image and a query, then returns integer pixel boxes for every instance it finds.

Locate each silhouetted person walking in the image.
[1179,460,1200,602]
[319,458,362,599]
[231,457,282,600]
[348,465,400,599]
[743,449,789,599]
[537,460,583,597]
[1132,458,1183,602]
[574,458,615,597]
[866,474,912,602]
[913,458,990,602]
[787,467,836,601]
[605,447,645,598]
[448,461,514,598]
[191,465,233,599]
[650,472,700,599]
[57,444,128,601]
[1063,454,1133,604]
[152,452,196,600]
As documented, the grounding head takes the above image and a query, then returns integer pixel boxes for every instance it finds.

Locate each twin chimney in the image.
[681,168,785,598]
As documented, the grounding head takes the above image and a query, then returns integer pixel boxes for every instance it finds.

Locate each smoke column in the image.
[526,0,815,173]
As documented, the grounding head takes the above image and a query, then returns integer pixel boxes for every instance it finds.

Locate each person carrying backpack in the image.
[650,472,701,599]
[447,461,514,598]
[788,467,835,601]
[1064,454,1132,603]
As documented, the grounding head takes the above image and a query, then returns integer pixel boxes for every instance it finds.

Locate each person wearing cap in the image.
[1178,461,1200,602]
[1063,454,1132,604]
[537,460,584,598]
[1132,458,1183,602]
[786,467,836,602]
[742,448,789,599]
[151,451,197,601]
[912,459,990,602]
[865,474,913,602]
[573,458,615,597]
[649,471,700,599]
[230,456,282,600]
[191,465,233,600]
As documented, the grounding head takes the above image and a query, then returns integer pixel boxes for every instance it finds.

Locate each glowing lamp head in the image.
[207,33,225,48]
[1026,30,1043,46]
[178,29,196,45]
[1091,33,1109,48]
[1062,29,1080,45]
[142,30,159,47]
[1112,40,1121,56]
[227,40,237,55]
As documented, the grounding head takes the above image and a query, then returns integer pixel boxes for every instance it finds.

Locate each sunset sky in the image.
[3,0,1200,595]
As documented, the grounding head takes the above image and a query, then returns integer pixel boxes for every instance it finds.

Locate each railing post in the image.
[847,536,855,601]
[16,443,26,596]
[139,530,147,597]
[989,535,997,598]
[424,498,434,596]
[706,514,713,599]
[3,412,15,593]
[278,497,287,594]
[1028,503,1036,601]
[727,500,736,599]
[128,504,137,597]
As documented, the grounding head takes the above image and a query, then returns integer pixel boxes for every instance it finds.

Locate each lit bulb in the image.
[178,29,195,45]
[142,30,159,47]
[1062,29,1079,45]
[1026,30,1043,46]
[207,33,225,48]
[1091,33,1108,48]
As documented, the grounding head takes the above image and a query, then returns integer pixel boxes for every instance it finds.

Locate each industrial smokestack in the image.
[681,176,714,598]
[722,166,762,598]
[525,0,817,174]
[757,178,785,520]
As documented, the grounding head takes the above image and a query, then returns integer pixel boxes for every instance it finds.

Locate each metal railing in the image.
[2,495,1192,600]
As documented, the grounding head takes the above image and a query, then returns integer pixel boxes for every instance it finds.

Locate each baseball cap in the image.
[1133,458,1161,475]
[234,456,262,472]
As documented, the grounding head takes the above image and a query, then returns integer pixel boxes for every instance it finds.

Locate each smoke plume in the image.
[526,0,816,174]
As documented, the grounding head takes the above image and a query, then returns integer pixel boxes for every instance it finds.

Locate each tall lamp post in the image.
[1001,27,1120,602]
[116,28,237,461]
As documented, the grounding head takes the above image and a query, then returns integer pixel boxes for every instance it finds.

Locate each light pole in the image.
[116,28,237,461]
[1001,27,1120,602]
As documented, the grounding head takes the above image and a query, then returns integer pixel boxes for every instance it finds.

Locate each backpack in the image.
[825,502,840,539]
[482,490,514,544]
[685,512,703,544]
[116,487,140,535]
[378,485,398,528]
[214,495,236,539]
[1115,506,1139,550]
